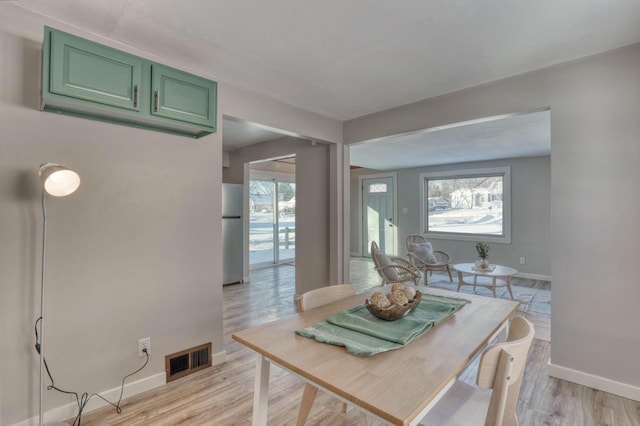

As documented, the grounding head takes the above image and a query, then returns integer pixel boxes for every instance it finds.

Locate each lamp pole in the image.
[37,163,80,426]
[39,190,47,426]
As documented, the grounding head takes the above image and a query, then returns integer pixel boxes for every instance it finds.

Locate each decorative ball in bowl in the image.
[365,283,422,321]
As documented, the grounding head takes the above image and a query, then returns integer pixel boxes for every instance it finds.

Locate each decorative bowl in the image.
[365,290,422,321]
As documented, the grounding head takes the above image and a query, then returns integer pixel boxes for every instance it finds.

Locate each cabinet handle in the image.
[133,84,139,108]
[154,90,160,112]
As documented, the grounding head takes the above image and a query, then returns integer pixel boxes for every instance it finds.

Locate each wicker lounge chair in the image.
[370,241,420,287]
[405,234,453,286]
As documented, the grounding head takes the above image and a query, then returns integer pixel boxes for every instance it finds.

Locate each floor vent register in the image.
[165,342,212,382]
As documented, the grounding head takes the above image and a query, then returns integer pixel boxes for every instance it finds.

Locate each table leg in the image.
[491,277,497,298]
[506,275,514,299]
[359,412,368,425]
[456,271,463,292]
[296,383,318,426]
[253,354,270,426]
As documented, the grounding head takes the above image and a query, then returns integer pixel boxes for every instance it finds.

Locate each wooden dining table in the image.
[232,287,519,426]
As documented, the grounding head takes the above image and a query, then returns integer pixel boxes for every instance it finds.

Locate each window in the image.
[368,183,388,193]
[420,167,511,243]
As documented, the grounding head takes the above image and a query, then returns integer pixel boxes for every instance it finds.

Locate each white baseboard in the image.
[212,350,227,366]
[13,372,166,426]
[515,272,551,281]
[548,361,640,402]
[350,251,361,257]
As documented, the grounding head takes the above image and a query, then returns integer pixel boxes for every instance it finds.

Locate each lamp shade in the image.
[39,163,80,197]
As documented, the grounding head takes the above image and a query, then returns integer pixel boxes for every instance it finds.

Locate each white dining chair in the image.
[295,284,366,426]
[419,316,535,426]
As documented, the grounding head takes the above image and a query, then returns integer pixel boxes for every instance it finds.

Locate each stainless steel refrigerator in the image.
[222,183,243,285]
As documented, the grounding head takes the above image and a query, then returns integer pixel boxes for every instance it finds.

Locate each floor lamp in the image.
[38,163,80,426]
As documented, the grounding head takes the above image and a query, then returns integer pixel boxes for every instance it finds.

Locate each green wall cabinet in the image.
[151,64,217,128]
[48,30,143,112]
[41,27,217,138]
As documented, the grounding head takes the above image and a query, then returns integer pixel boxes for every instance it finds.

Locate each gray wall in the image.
[224,137,331,295]
[397,156,550,276]
[0,30,223,423]
[350,156,551,278]
[345,44,640,396]
[0,7,343,424]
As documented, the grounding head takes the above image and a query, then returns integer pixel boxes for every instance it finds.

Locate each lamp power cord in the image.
[34,317,149,425]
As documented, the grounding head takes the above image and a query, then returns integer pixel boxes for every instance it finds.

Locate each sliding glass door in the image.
[276,181,296,261]
[249,178,275,266]
[249,176,295,268]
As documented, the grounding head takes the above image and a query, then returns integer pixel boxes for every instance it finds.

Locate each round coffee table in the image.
[452,263,518,298]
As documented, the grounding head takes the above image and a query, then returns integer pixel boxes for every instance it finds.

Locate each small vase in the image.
[475,259,489,269]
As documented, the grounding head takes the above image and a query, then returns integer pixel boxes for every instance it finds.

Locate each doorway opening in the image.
[249,156,296,268]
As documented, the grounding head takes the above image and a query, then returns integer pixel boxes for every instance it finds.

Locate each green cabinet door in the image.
[48,29,143,111]
[150,63,217,129]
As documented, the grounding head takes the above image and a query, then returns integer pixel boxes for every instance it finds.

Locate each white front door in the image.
[362,176,396,257]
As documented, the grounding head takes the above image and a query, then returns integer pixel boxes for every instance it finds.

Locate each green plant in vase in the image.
[475,242,490,269]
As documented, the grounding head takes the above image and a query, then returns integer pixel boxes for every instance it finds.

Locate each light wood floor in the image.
[78,261,640,426]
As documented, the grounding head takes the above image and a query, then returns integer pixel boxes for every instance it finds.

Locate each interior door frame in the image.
[357,172,398,257]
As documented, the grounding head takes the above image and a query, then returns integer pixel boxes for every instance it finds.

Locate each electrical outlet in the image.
[138,337,150,357]
[519,257,526,265]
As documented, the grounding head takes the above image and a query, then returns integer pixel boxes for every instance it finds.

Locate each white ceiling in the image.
[350,110,550,170]
[9,1,640,166]
[13,0,640,121]
[222,119,284,151]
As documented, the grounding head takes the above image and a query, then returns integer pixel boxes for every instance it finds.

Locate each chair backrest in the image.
[477,316,535,426]
[370,241,397,282]
[406,234,427,250]
[370,241,381,269]
[296,284,357,312]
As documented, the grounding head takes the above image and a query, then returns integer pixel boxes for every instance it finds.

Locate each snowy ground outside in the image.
[428,205,503,235]
[249,211,295,265]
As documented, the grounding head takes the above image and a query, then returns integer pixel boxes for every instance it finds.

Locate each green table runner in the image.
[295,293,469,356]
